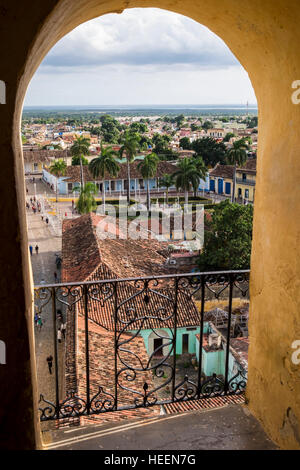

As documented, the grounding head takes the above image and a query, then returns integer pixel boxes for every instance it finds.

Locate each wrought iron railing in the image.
[236,178,256,186]
[34,270,250,421]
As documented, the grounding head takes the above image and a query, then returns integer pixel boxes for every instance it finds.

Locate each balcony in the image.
[34,270,250,425]
[236,178,256,187]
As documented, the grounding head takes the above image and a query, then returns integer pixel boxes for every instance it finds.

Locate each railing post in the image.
[51,286,60,419]
[84,284,90,414]
[197,275,206,398]
[114,282,118,411]
[224,274,234,394]
[171,277,179,402]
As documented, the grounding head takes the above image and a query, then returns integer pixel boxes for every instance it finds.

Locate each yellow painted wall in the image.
[0,0,299,449]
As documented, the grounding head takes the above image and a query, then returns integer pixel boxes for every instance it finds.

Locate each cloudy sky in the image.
[24,8,256,106]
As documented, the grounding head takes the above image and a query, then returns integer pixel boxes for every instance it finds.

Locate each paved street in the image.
[26,177,64,428]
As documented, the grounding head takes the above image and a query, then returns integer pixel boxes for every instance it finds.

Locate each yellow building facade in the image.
[235,161,257,203]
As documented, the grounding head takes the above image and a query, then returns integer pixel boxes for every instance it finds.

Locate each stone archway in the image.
[0,0,299,450]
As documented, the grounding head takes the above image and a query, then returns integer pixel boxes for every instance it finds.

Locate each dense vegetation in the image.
[198,200,253,271]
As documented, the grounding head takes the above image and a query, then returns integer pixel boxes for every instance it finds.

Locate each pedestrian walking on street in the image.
[46,355,53,374]
[34,313,39,326]
[41,215,44,221]
[35,244,39,255]
[57,308,62,320]
[29,245,33,256]
[46,217,49,225]
[54,271,58,282]
[57,328,62,344]
[61,323,66,339]
[37,316,43,332]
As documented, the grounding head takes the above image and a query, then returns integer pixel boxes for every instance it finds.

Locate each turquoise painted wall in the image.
[129,326,202,356]
[195,335,247,381]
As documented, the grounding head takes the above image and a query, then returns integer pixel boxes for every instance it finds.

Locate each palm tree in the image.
[89,145,120,213]
[49,159,67,202]
[137,153,159,210]
[119,132,139,203]
[227,138,249,203]
[159,173,174,205]
[193,156,208,197]
[70,136,91,188]
[76,182,98,215]
[173,157,199,205]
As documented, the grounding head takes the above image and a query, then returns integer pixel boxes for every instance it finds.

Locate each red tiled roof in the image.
[61,214,102,283]
[163,393,245,415]
[237,158,257,173]
[62,213,201,330]
[209,164,234,179]
[76,317,159,425]
[57,160,177,183]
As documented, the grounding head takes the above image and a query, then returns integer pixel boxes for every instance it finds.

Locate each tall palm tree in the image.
[173,157,199,205]
[137,153,159,210]
[193,156,208,197]
[70,136,91,188]
[227,138,249,203]
[89,145,120,213]
[119,132,139,203]
[76,182,98,215]
[159,173,174,205]
[49,159,67,202]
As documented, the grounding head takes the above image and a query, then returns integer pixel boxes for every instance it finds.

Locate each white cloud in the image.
[43,9,237,69]
[25,8,256,106]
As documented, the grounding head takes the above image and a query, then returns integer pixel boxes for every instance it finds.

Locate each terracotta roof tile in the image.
[57,160,177,183]
[76,316,159,425]
[209,164,234,179]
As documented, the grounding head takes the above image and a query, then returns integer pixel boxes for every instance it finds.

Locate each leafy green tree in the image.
[139,135,152,150]
[89,145,120,212]
[244,116,258,128]
[198,200,253,271]
[223,132,236,143]
[76,182,98,215]
[72,155,89,166]
[100,115,121,143]
[192,137,227,167]
[174,114,185,128]
[191,123,201,131]
[227,138,249,202]
[173,157,199,204]
[70,136,90,187]
[129,122,148,134]
[49,159,67,202]
[119,132,139,203]
[202,121,214,130]
[152,133,176,160]
[159,173,174,205]
[137,153,159,210]
[179,137,191,150]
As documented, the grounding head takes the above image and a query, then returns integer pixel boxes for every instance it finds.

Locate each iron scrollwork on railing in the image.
[35,270,250,421]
